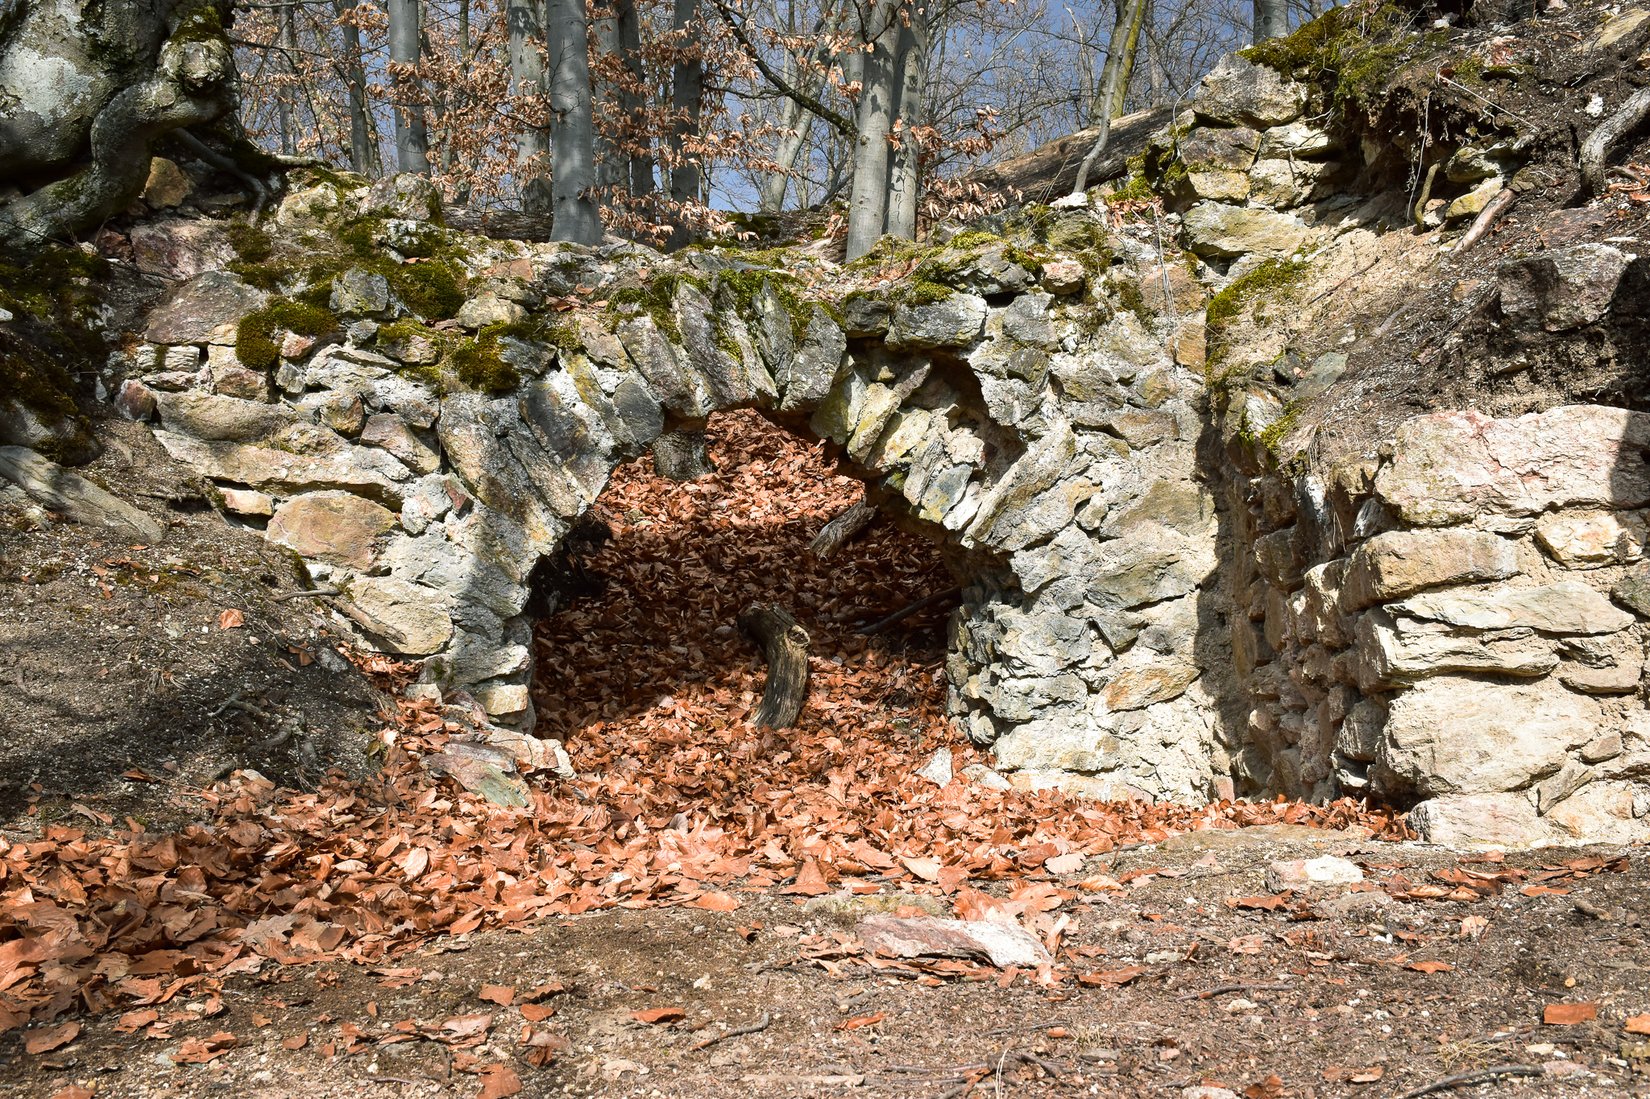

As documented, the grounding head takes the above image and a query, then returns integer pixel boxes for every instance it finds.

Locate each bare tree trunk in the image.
[1073,0,1148,195]
[615,0,655,200]
[547,0,604,243]
[592,3,625,196]
[667,0,704,249]
[739,603,811,728]
[508,0,552,213]
[1103,0,1149,120]
[652,426,715,480]
[845,0,900,261]
[1253,0,1286,43]
[388,0,431,173]
[335,0,379,176]
[885,0,928,242]
[276,0,298,155]
[451,0,472,203]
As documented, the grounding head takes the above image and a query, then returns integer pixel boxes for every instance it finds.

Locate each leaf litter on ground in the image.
[0,411,1407,1040]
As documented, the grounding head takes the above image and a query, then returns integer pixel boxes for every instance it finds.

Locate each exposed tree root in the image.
[1580,86,1650,197]
[738,602,810,728]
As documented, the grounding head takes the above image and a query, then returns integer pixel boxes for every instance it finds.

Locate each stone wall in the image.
[109,174,1225,801]
[1221,401,1650,846]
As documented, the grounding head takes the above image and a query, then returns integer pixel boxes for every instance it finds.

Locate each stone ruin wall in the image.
[112,173,1226,804]
[77,47,1650,845]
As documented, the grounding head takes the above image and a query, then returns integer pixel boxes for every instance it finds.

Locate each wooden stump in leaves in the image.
[738,603,810,728]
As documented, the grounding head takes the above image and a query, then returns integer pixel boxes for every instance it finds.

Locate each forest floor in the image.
[2,414,1648,1099]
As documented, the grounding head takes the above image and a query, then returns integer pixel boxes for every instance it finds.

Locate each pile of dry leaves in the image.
[0,413,1405,1036]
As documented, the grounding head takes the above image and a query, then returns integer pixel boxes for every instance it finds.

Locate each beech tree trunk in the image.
[739,603,811,728]
[844,0,901,261]
[335,0,380,176]
[546,0,603,243]
[507,0,552,213]
[387,0,431,173]
[885,2,928,241]
[1253,0,1287,43]
[0,0,239,250]
[667,0,705,249]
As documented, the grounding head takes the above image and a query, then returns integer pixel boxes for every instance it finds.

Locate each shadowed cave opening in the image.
[528,410,972,787]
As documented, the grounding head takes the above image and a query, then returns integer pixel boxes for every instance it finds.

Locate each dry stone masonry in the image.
[53,37,1648,846]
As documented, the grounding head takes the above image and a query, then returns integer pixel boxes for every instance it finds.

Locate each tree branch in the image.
[703,0,856,137]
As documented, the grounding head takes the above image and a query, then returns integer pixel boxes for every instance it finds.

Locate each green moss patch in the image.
[1204,258,1311,371]
[235,300,340,372]
[1240,2,1418,116]
[452,325,523,394]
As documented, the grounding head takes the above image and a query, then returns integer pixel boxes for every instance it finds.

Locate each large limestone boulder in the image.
[1392,581,1635,636]
[153,390,297,443]
[1192,54,1307,128]
[1181,202,1314,259]
[1375,406,1650,528]
[145,271,266,346]
[347,575,455,656]
[1377,677,1601,797]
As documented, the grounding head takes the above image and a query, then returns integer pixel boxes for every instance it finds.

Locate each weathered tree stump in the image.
[808,498,877,559]
[738,602,810,728]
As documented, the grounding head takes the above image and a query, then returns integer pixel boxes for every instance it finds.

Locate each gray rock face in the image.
[1340,529,1520,610]
[145,271,265,345]
[1181,202,1314,259]
[0,446,164,541]
[1192,55,1307,128]
[1392,582,1635,636]
[1498,244,1631,332]
[886,293,989,350]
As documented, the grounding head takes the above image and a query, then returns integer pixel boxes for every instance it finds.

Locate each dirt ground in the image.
[3,826,1647,1099]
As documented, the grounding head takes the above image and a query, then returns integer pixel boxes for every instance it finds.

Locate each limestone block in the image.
[1407,793,1551,848]
[153,430,413,503]
[1265,856,1363,892]
[360,413,438,475]
[456,292,528,329]
[359,173,444,222]
[1258,122,1339,158]
[267,491,397,567]
[1378,676,1600,797]
[779,308,846,413]
[348,576,455,657]
[991,716,1120,774]
[153,390,296,443]
[1443,176,1503,224]
[1247,157,1336,208]
[399,473,453,535]
[1498,243,1632,332]
[1335,697,1385,762]
[145,271,267,346]
[886,293,989,351]
[219,488,273,517]
[378,531,526,619]
[1393,581,1634,636]
[1192,55,1307,127]
[303,347,440,427]
[1614,568,1650,617]
[1542,781,1650,844]
[1535,510,1647,567]
[1181,202,1314,259]
[1180,169,1252,204]
[331,268,394,317]
[1339,528,1518,611]
[1555,632,1645,695]
[1038,258,1086,296]
[0,447,165,541]
[1375,406,1650,528]
[1101,663,1199,712]
[1355,611,1556,687]
[1179,125,1262,170]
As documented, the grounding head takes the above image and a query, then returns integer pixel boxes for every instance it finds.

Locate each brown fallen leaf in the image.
[49,1088,94,1099]
[478,984,515,1006]
[1226,893,1291,911]
[688,891,741,912]
[217,608,245,630]
[1406,960,1454,974]
[475,1063,523,1098]
[1625,1014,1650,1035]
[782,859,830,896]
[172,1031,236,1064]
[1044,852,1084,875]
[1078,965,1146,987]
[1521,884,1571,897]
[837,1011,886,1031]
[630,1007,686,1025]
[1324,1064,1385,1083]
[281,1033,308,1050]
[519,1003,556,1023]
[25,1021,81,1055]
[1544,1002,1598,1025]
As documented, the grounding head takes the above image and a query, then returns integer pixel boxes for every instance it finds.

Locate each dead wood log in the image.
[807,498,877,559]
[442,205,557,242]
[859,587,961,636]
[738,603,810,728]
[653,427,715,481]
[1581,86,1650,197]
[1455,186,1517,252]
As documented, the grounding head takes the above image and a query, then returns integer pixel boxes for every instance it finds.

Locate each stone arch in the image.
[398,242,1223,800]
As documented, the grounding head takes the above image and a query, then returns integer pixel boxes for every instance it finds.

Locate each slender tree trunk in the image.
[667,0,704,249]
[387,0,430,173]
[844,0,900,261]
[1073,0,1147,194]
[451,0,472,202]
[508,0,551,212]
[885,0,928,241]
[1253,0,1286,43]
[547,0,604,243]
[612,0,655,200]
[335,0,379,176]
[592,3,625,196]
[1103,0,1148,120]
[757,2,848,214]
[276,0,298,155]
